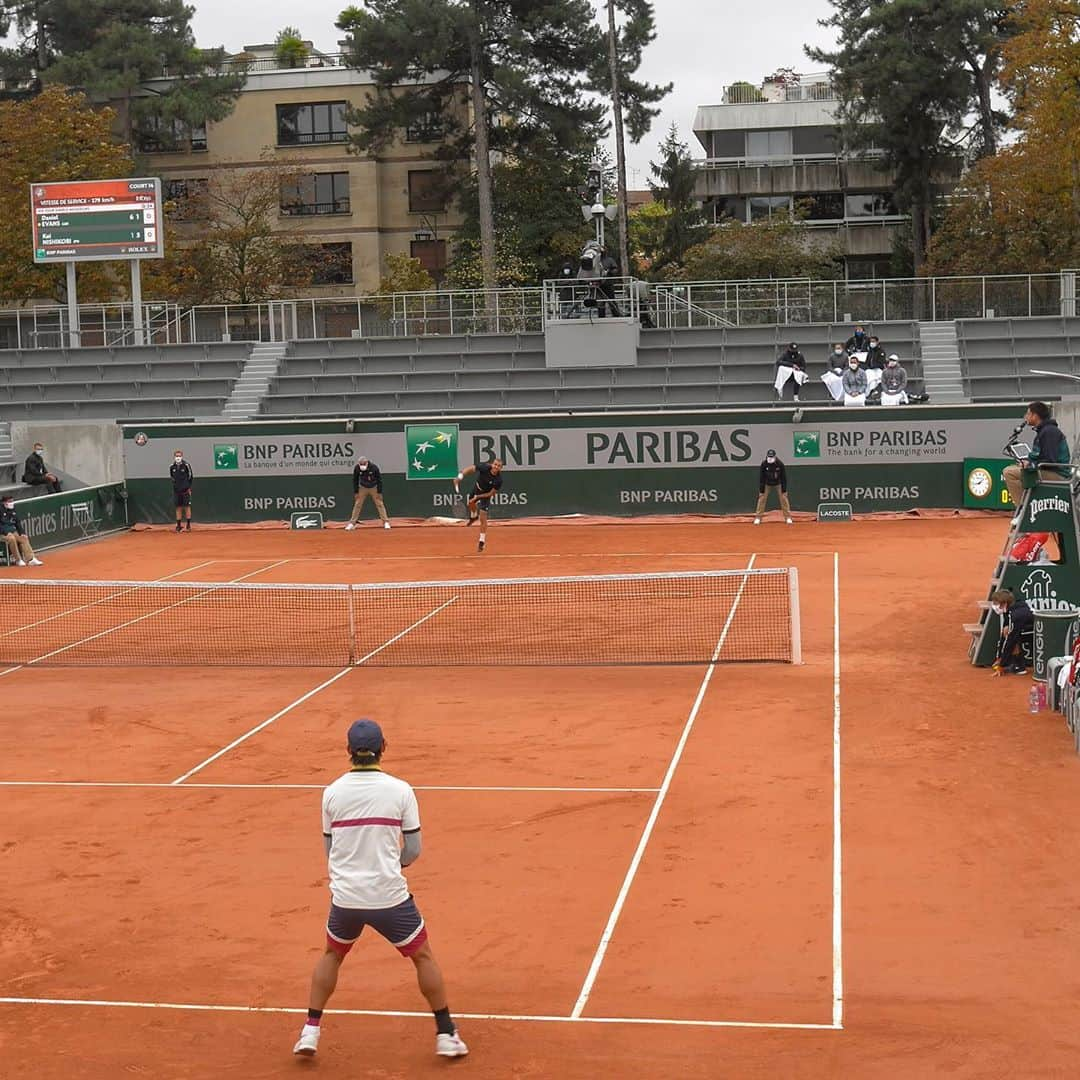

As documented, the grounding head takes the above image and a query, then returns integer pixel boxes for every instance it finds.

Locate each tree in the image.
[645,124,708,275]
[925,0,1080,274]
[336,0,605,293]
[378,252,435,294]
[592,0,670,277]
[0,86,133,303]
[274,27,309,69]
[143,162,327,306]
[0,0,245,147]
[808,0,1009,273]
[628,199,668,271]
[668,215,843,283]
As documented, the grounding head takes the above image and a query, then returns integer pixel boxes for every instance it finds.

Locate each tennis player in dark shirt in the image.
[455,459,503,552]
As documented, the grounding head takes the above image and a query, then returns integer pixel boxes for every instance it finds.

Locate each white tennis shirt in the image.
[321,769,421,909]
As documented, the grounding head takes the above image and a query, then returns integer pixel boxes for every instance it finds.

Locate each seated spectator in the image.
[880,354,909,405]
[989,588,1033,675]
[1003,401,1072,524]
[842,355,868,406]
[774,342,808,403]
[0,494,43,566]
[821,343,848,402]
[844,325,869,356]
[865,335,887,370]
[22,441,61,494]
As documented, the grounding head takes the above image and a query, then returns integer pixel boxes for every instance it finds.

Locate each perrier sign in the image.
[406,424,459,480]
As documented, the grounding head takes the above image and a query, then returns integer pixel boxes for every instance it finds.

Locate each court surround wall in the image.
[119,405,1025,523]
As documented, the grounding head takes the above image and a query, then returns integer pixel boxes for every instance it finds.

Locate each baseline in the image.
[0,994,839,1032]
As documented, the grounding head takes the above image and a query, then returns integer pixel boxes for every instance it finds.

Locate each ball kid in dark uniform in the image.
[455,459,503,553]
[170,449,194,533]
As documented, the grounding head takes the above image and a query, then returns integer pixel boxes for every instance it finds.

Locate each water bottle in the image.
[1029,685,1041,714]
[1037,682,1048,710]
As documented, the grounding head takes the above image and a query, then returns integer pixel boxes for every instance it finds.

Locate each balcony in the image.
[718,74,835,106]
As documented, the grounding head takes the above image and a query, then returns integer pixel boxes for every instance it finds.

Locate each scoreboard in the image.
[31,178,165,264]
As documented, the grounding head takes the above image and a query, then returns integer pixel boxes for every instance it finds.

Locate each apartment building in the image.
[693,72,913,278]
[139,42,463,294]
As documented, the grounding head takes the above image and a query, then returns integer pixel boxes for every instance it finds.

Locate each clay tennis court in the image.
[1,517,1079,1078]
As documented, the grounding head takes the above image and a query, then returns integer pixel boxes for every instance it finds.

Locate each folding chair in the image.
[70,500,101,540]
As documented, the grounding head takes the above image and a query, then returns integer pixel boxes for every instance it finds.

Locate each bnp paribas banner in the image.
[120,406,1024,522]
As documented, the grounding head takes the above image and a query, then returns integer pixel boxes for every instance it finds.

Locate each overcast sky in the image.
[191,0,839,181]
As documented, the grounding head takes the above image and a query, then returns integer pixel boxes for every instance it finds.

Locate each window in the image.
[410,239,447,280]
[276,102,348,146]
[749,195,792,221]
[405,111,445,142]
[707,195,747,223]
[792,126,837,156]
[164,178,209,219]
[408,170,445,213]
[310,242,353,285]
[280,172,350,216]
[845,193,899,218]
[796,192,844,220]
[745,129,792,161]
[136,117,208,153]
[709,130,744,158]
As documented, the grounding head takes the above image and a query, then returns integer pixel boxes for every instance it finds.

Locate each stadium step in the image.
[0,421,15,485]
[222,343,286,419]
[918,321,968,403]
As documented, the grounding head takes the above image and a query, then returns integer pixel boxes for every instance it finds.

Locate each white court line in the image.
[569,553,758,1020]
[169,596,459,785]
[832,552,844,1029]
[0,781,659,794]
[198,552,839,562]
[19,559,292,669]
[0,559,220,679]
[0,995,839,1031]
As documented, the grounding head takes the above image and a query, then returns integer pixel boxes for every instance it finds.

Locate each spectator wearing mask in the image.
[989,588,1034,675]
[865,336,887,370]
[346,456,391,531]
[1003,401,1072,523]
[844,325,868,356]
[774,342,808,403]
[754,449,793,526]
[22,441,61,494]
[821,343,848,402]
[842,355,868,406]
[0,494,43,566]
[880,354,909,405]
[170,449,193,533]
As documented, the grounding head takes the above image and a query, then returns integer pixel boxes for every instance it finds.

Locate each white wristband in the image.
[456,473,464,481]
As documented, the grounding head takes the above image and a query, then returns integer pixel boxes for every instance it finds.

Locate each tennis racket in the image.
[449,482,470,520]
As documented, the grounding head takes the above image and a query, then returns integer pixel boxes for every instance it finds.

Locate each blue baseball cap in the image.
[347,719,384,754]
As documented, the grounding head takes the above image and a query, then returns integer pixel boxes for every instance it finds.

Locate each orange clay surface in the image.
[1,518,1079,1079]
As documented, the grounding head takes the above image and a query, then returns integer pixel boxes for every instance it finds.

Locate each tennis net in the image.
[0,568,800,667]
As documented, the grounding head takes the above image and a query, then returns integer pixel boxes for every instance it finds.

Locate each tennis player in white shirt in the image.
[293,719,468,1059]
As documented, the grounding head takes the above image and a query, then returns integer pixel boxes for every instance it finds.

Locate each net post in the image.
[347,585,358,666]
[788,566,803,665]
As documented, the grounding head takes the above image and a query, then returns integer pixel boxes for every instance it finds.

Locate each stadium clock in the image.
[967,467,993,499]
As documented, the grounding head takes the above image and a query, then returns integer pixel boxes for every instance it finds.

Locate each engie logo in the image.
[793,431,820,458]
[1028,495,1070,522]
[214,444,239,470]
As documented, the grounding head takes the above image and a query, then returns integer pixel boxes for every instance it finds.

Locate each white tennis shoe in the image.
[29,557,43,565]
[785,517,793,525]
[436,1031,469,1057]
[752,517,761,526]
[292,1024,321,1056]
[344,522,356,531]
[384,521,391,530]
[16,559,26,566]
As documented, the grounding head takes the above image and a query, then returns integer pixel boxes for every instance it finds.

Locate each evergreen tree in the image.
[0,0,245,147]
[808,0,1010,273]
[646,124,707,275]
[336,0,606,293]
